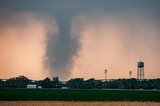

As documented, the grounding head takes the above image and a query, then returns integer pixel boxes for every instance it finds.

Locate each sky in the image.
[0,0,160,80]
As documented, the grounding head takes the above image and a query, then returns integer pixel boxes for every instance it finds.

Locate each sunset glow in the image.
[0,1,160,80]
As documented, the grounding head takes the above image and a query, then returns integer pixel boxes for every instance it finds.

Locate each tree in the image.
[41,77,53,88]
[52,77,61,89]
[84,78,96,89]
[0,79,4,88]
[93,80,103,89]
[4,75,31,88]
[67,78,84,89]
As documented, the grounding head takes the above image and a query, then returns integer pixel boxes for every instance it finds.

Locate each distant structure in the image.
[27,84,37,89]
[129,71,132,79]
[26,84,42,89]
[137,61,144,80]
[104,69,107,89]
[104,69,107,80]
[129,71,132,89]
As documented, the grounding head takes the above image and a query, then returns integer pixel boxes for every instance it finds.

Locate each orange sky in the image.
[0,11,58,80]
[0,10,160,80]
[70,12,160,80]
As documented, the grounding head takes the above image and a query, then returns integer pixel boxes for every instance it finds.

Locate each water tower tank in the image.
[138,61,144,68]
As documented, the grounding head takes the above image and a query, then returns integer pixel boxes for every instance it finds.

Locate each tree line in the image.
[0,75,160,90]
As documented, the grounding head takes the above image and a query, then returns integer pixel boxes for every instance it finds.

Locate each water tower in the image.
[137,61,144,80]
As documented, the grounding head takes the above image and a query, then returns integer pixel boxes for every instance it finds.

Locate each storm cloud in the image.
[0,0,160,80]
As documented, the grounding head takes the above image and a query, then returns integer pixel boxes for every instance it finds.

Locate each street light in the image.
[105,69,107,80]
[129,71,132,79]
[129,71,132,90]
[104,69,107,89]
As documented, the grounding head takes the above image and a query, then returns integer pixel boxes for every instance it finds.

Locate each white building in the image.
[27,84,37,89]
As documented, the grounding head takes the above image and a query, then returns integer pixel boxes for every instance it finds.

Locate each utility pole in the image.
[104,69,107,89]
[129,71,132,90]
[129,71,132,79]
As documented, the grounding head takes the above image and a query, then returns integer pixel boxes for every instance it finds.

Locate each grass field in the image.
[0,89,160,102]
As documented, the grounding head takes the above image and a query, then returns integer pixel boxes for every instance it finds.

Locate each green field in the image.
[0,89,160,102]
